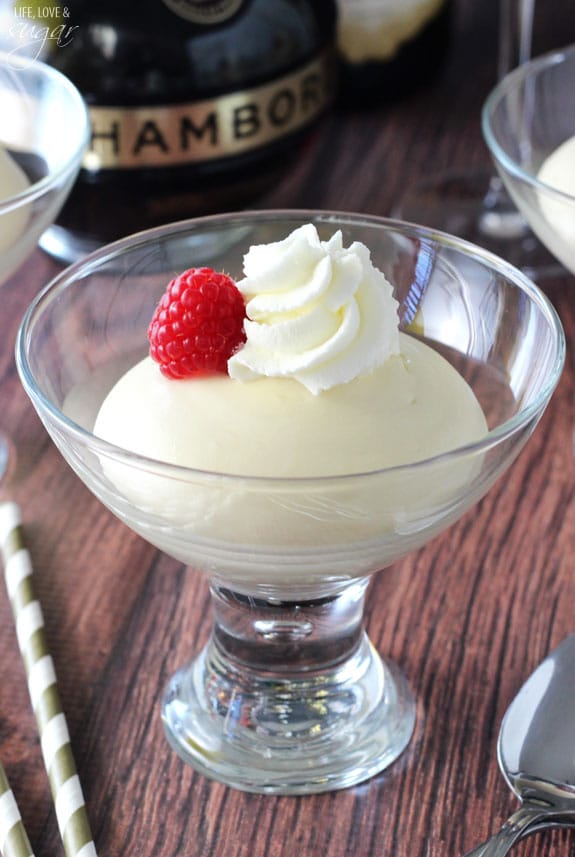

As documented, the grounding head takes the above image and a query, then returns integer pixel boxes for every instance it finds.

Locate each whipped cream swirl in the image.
[227,224,400,394]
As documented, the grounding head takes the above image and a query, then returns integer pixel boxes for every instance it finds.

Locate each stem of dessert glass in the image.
[162,576,416,794]
[210,580,366,673]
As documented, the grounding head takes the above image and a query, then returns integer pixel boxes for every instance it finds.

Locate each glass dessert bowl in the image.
[482,43,575,276]
[0,50,89,480]
[16,211,564,795]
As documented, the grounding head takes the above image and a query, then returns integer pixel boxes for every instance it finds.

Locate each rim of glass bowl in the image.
[0,50,90,214]
[15,209,566,486]
[482,43,575,207]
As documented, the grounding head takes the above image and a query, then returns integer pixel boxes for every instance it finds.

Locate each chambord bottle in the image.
[43,0,336,261]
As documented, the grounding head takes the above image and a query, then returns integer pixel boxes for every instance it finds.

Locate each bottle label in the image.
[161,0,244,25]
[82,51,334,172]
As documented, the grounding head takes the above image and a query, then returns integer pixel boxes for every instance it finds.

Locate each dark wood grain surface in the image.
[2,2,575,855]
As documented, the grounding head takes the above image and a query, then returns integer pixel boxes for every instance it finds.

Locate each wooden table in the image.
[2,2,575,855]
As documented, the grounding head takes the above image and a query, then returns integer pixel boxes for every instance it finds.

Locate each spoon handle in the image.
[464,813,575,857]
[462,806,543,857]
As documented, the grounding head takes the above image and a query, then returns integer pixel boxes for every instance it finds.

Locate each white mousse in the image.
[0,144,31,261]
[536,135,575,273]
[94,334,485,478]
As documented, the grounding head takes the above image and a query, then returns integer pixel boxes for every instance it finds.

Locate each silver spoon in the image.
[465,817,575,856]
[464,634,575,857]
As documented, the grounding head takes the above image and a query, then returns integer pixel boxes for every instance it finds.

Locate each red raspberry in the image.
[148,267,247,379]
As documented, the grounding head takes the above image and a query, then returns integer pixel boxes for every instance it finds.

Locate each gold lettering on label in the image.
[83,51,334,171]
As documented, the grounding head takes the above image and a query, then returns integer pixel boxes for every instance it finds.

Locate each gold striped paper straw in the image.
[0,503,97,857]
[0,759,34,857]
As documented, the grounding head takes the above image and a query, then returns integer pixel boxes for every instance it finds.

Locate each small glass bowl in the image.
[0,51,89,479]
[16,210,565,794]
[0,50,89,284]
[482,43,575,276]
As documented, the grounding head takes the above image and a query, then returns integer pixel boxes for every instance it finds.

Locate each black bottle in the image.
[44,0,337,261]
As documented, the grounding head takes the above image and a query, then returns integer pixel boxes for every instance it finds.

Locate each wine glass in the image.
[0,50,89,481]
[396,0,560,278]
[15,210,564,795]
[482,43,575,276]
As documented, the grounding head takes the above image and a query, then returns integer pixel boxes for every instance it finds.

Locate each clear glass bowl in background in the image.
[482,43,575,276]
[16,210,565,794]
[0,50,89,480]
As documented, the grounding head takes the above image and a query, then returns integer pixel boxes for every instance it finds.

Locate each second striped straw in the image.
[0,502,97,857]
[0,759,34,857]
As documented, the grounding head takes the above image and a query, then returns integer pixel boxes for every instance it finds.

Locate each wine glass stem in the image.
[479,0,536,237]
[498,0,535,80]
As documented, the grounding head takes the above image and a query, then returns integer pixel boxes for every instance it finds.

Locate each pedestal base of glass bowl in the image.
[39,224,102,266]
[162,579,416,794]
[395,171,563,280]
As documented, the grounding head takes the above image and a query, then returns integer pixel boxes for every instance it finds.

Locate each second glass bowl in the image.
[483,43,575,276]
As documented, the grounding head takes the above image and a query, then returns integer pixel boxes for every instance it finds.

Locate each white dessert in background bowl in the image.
[0,144,31,261]
[535,136,575,273]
